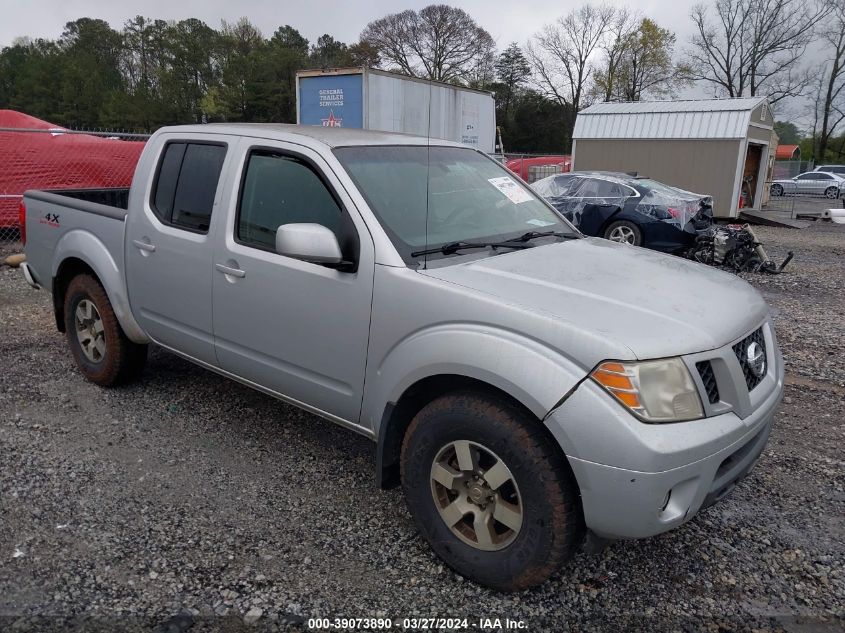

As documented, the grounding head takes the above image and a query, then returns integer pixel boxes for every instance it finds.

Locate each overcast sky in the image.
[0,0,814,124]
[0,0,701,51]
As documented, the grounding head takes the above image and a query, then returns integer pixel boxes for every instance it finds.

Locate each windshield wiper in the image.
[505,230,578,243]
[411,240,531,258]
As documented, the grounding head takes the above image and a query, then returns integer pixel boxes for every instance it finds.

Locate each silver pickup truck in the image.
[21,124,783,590]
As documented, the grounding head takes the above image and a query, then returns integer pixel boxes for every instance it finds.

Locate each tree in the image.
[309,34,351,68]
[593,7,639,102]
[686,0,830,104]
[346,41,380,68]
[57,18,124,127]
[494,43,531,121]
[618,19,687,101]
[159,19,222,123]
[0,38,63,120]
[774,121,802,144]
[264,25,310,122]
[360,4,495,84]
[507,90,574,153]
[814,0,845,161]
[526,4,614,146]
[217,18,266,121]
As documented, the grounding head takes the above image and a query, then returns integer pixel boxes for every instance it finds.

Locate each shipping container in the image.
[296,68,496,153]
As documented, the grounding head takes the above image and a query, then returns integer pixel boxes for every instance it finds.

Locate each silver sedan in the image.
[770,172,845,198]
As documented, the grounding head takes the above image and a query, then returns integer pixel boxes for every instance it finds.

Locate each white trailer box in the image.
[296,68,496,153]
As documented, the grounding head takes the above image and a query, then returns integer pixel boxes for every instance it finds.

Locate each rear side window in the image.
[152,142,226,233]
[237,151,344,251]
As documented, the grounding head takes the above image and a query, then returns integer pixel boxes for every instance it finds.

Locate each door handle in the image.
[132,239,156,252]
[215,263,246,278]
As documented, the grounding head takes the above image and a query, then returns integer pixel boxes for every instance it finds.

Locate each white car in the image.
[813,164,845,176]
[770,171,845,199]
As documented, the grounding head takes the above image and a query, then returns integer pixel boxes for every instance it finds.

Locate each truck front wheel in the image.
[400,391,583,590]
[63,274,147,386]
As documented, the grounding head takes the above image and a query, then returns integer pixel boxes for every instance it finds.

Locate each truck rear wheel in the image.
[400,391,582,590]
[63,274,147,386]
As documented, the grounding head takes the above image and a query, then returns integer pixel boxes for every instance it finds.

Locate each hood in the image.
[421,238,768,360]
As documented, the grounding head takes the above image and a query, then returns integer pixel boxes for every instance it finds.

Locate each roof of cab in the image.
[155,123,467,149]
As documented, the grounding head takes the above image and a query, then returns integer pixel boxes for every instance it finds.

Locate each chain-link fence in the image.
[772,159,815,179]
[490,153,573,184]
[0,127,149,246]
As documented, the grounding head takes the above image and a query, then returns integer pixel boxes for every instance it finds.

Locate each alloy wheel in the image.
[429,440,523,551]
[608,225,636,244]
[75,299,106,363]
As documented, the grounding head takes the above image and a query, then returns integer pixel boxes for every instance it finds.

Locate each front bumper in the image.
[545,324,784,539]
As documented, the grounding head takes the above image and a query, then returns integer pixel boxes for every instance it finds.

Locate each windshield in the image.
[334,145,574,263]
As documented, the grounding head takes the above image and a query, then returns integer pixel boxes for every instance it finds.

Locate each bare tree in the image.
[360,10,416,76]
[360,5,495,84]
[686,0,830,104]
[526,3,614,139]
[815,0,845,161]
[594,7,639,102]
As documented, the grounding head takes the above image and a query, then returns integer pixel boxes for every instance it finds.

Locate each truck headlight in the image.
[590,358,704,423]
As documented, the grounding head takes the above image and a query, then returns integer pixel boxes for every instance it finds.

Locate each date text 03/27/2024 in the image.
[306,617,528,630]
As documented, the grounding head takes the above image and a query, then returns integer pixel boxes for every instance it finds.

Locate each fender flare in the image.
[363,324,587,487]
[52,230,149,344]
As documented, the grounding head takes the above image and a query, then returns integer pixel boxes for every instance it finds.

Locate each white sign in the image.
[488,177,533,204]
[319,88,344,107]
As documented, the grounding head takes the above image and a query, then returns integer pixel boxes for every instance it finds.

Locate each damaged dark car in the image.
[532,171,714,253]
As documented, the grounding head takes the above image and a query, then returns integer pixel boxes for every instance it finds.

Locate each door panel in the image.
[126,137,232,365]
[794,175,814,195]
[212,144,374,424]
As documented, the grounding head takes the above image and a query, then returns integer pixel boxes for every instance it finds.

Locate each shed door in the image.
[742,144,763,208]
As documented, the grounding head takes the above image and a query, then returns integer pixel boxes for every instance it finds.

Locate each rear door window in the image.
[152,141,226,233]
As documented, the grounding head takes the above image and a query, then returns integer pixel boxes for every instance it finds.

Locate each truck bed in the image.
[22,187,130,295]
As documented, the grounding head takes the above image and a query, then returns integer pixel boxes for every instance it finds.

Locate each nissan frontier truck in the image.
[20,124,783,590]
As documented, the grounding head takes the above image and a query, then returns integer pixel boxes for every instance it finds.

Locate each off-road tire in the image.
[63,274,147,386]
[604,219,643,246]
[400,391,583,591]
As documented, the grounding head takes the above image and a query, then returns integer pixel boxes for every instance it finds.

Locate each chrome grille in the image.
[696,360,720,404]
[732,327,767,392]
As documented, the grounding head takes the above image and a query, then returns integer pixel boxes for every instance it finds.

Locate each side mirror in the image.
[275,223,343,265]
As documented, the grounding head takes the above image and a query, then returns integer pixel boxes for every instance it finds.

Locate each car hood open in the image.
[421,237,768,360]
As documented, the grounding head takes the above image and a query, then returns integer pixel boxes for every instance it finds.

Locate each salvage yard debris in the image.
[688,224,794,274]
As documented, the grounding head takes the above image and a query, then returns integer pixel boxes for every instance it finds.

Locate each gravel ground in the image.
[1,223,843,632]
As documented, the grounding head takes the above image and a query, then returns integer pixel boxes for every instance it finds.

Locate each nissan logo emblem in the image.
[745,341,766,378]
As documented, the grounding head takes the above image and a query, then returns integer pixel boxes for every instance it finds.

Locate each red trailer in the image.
[505,155,571,183]
[0,110,145,229]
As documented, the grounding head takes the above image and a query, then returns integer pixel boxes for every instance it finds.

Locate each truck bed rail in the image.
[24,189,129,221]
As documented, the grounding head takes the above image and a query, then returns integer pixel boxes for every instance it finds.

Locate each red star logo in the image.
[321,110,343,127]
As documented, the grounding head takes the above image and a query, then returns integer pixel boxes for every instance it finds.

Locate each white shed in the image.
[572,97,774,218]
